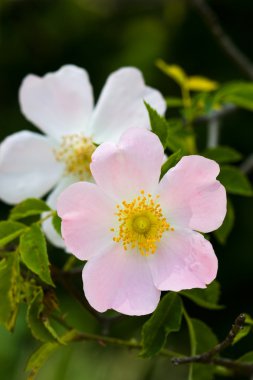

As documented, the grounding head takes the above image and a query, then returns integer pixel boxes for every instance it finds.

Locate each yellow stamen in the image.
[54,134,96,180]
[111,190,174,256]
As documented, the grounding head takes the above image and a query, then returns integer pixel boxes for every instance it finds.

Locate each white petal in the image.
[43,177,76,249]
[19,65,94,140]
[88,67,166,144]
[0,131,63,204]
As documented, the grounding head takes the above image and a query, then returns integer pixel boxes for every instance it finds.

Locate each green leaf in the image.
[215,82,253,111]
[52,213,62,237]
[26,330,76,380]
[166,97,183,108]
[145,102,169,148]
[245,314,253,325]
[0,252,20,331]
[184,312,218,380]
[141,293,182,357]
[181,281,223,310]
[232,325,251,346]
[237,351,253,363]
[166,120,195,154]
[186,76,218,92]
[20,224,54,286]
[160,150,183,179]
[0,221,27,248]
[9,198,51,221]
[214,199,235,244]
[218,166,253,196]
[156,59,187,87]
[26,288,61,343]
[202,146,242,164]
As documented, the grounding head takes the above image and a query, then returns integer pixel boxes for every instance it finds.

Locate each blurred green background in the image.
[1,0,253,379]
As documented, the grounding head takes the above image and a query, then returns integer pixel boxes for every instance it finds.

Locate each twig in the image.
[193,104,237,126]
[172,314,253,377]
[52,312,182,358]
[207,116,219,148]
[240,154,253,175]
[188,0,253,80]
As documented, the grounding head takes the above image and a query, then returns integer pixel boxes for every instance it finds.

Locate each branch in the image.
[172,314,253,377]
[192,104,237,126]
[188,0,253,80]
[52,313,181,359]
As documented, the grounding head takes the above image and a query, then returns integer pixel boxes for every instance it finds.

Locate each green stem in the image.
[52,314,182,358]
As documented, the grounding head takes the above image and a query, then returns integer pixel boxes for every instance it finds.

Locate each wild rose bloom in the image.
[57,128,227,316]
[0,65,165,247]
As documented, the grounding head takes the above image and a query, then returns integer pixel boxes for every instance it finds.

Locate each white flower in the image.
[0,65,166,248]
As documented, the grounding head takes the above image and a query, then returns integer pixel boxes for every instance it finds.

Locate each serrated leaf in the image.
[202,146,242,164]
[145,102,169,148]
[156,59,187,86]
[0,221,27,248]
[160,150,183,179]
[27,288,61,343]
[0,252,20,330]
[215,82,253,111]
[141,293,182,357]
[9,198,51,221]
[26,330,76,380]
[232,325,251,346]
[186,76,218,92]
[214,199,234,244]
[52,213,62,237]
[181,281,223,310]
[20,224,54,286]
[218,166,253,196]
[184,314,218,380]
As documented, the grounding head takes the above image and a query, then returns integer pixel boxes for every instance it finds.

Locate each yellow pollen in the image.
[111,190,174,256]
[54,134,96,179]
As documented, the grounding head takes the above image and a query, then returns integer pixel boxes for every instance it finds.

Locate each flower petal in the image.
[148,229,218,291]
[57,182,115,260]
[88,67,166,144]
[43,177,77,249]
[90,128,164,200]
[82,245,160,315]
[0,131,62,204]
[158,155,226,233]
[19,65,94,140]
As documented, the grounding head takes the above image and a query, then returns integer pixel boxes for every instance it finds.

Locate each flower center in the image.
[111,190,174,256]
[54,134,96,180]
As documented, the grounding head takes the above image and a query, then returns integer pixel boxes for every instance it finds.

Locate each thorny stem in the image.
[172,314,253,377]
[188,0,253,80]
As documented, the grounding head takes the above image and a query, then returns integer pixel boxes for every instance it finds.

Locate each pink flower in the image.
[57,128,227,316]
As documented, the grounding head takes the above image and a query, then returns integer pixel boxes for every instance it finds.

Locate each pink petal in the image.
[90,128,164,200]
[82,245,160,315]
[43,177,76,250]
[19,65,94,140]
[88,67,166,144]
[0,131,62,204]
[158,155,226,233]
[57,182,115,260]
[148,229,218,291]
